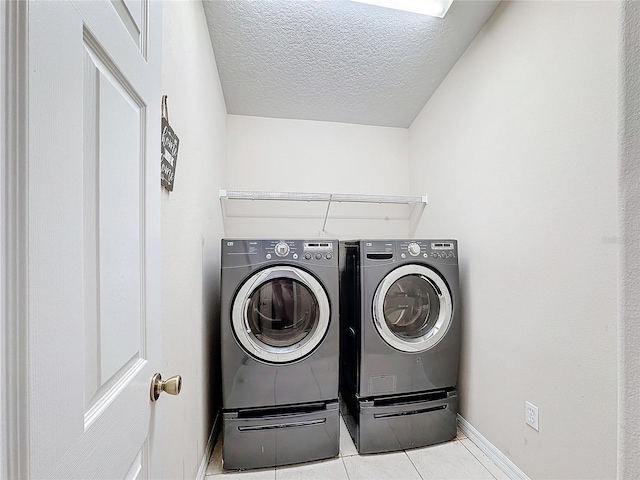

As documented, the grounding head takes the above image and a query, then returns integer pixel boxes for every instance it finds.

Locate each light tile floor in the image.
[205,418,508,480]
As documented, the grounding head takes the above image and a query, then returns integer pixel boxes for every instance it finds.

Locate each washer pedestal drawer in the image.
[347,389,458,454]
[222,401,339,470]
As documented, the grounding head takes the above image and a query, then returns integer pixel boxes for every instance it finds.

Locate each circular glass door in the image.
[232,266,330,363]
[373,264,453,353]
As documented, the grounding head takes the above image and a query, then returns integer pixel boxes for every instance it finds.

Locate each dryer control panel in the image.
[222,239,338,267]
[398,240,457,262]
[361,239,458,265]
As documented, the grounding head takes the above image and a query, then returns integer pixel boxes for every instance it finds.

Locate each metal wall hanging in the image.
[161,95,180,192]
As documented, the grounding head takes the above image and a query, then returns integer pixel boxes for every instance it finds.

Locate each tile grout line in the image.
[340,453,350,480]
[403,449,426,480]
[458,438,499,480]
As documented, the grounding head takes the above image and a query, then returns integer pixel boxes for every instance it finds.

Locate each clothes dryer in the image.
[220,239,340,470]
[339,239,460,454]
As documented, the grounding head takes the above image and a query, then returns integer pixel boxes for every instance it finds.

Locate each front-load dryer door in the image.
[373,265,453,353]
[232,266,331,363]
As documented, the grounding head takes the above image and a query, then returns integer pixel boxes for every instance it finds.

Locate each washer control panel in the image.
[221,239,337,267]
[302,241,334,262]
[429,241,457,260]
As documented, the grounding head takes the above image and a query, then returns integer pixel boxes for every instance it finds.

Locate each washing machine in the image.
[220,239,340,470]
[339,239,460,454]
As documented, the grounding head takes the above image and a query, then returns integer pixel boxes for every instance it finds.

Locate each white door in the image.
[27,1,162,478]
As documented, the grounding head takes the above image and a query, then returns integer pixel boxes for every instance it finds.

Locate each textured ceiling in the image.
[203,0,500,128]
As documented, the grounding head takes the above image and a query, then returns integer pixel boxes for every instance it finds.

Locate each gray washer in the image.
[339,239,461,454]
[220,239,340,470]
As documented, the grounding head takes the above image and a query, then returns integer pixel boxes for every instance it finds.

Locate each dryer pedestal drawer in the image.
[357,390,458,454]
[222,401,339,470]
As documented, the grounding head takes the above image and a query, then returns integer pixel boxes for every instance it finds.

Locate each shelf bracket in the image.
[219,189,229,234]
[408,194,428,237]
[321,194,333,235]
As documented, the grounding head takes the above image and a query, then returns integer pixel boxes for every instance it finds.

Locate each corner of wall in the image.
[161,1,227,478]
[618,1,640,478]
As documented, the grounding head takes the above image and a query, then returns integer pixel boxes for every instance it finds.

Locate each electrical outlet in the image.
[525,401,539,431]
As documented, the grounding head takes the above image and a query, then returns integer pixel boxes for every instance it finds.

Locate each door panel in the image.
[124,447,146,480]
[28,1,161,478]
[92,39,143,387]
[110,0,148,54]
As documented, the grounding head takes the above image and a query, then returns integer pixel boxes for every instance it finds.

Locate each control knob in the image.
[408,242,421,256]
[274,242,290,257]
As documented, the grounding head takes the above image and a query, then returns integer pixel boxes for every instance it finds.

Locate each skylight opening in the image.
[350,0,454,18]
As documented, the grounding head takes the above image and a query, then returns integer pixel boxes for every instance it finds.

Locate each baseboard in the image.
[196,410,222,480]
[457,414,530,480]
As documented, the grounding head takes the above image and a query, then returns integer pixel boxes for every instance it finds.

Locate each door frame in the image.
[1,0,29,478]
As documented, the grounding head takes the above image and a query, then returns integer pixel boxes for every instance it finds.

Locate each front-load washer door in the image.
[232,266,331,363]
[373,264,453,353]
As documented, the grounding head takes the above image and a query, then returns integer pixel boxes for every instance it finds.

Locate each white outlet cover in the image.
[525,401,539,431]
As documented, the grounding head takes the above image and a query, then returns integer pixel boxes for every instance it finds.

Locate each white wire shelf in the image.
[219,189,428,237]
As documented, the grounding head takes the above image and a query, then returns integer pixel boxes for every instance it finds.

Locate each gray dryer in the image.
[339,239,461,454]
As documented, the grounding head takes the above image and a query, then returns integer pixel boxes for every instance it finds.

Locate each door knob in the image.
[150,373,182,402]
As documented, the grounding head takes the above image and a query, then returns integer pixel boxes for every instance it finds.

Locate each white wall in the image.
[161,2,226,478]
[619,2,640,478]
[409,2,618,478]
[225,115,409,238]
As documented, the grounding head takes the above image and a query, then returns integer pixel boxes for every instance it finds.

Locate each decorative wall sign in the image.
[161,95,180,191]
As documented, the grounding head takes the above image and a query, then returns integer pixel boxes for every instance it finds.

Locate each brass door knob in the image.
[150,373,182,402]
